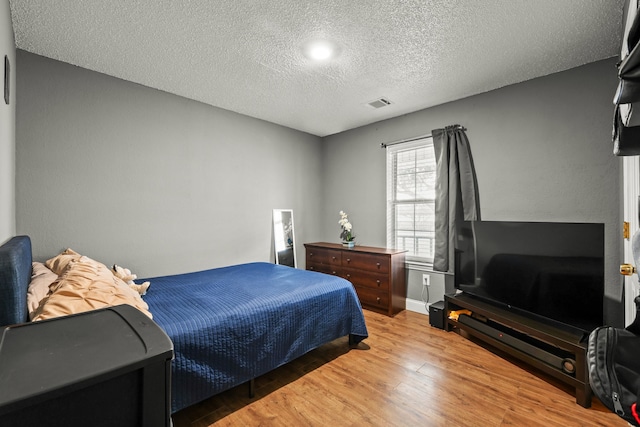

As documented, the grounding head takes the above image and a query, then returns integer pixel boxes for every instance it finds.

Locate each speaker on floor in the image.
[429,300,445,329]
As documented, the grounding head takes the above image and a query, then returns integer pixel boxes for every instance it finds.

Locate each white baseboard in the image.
[405,298,430,316]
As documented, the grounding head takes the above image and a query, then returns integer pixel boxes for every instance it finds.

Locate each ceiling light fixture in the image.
[302,40,338,61]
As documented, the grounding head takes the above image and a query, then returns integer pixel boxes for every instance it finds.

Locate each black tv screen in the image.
[455,221,604,334]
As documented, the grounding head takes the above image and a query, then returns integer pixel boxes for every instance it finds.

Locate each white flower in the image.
[338,210,355,242]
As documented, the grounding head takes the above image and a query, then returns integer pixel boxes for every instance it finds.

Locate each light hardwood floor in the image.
[172,309,627,427]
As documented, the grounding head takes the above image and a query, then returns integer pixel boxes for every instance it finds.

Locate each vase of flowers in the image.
[339,210,355,247]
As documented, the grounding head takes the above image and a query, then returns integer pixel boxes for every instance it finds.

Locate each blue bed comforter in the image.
[142,262,368,413]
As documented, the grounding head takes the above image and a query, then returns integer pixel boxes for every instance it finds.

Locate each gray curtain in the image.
[432,125,479,272]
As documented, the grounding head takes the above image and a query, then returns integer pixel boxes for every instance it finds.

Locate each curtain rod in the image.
[380,125,467,148]
[380,134,431,148]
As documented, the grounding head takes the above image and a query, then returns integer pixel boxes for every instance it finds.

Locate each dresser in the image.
[304,242,406,317]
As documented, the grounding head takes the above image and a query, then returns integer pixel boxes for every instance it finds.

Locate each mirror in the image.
[273,209,296,268]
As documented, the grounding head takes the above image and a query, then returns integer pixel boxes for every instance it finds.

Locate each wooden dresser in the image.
[304,242,406,317]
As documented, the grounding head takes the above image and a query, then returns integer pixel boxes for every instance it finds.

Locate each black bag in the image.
[612,0,640,155]
[613,104,640,156]
[616,0,640,105]
[588,297,640,426]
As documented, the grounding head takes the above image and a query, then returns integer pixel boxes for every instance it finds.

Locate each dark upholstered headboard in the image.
[0,236,32,327]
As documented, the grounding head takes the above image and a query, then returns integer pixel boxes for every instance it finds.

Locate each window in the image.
[386,138,437,265]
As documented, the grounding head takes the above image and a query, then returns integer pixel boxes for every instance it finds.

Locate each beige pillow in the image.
[33,255,152,321]
[27,262,58,320]
[45,248,82,275]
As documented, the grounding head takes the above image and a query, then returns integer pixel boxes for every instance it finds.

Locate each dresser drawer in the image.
[306,248,342,267]
[306,262,340,275]
[341,267,389,291]
[341,252,389,274]
[354,286,389,310]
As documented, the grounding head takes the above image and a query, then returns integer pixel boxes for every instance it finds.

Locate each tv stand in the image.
[445,292,591,408]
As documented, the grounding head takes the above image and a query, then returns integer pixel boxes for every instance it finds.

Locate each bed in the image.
[0,235,368,413]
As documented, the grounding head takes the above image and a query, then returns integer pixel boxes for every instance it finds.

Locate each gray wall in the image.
[0,2,16,242]
[321,59,623,325]
[14,49,623,324]
[16,51,324,277]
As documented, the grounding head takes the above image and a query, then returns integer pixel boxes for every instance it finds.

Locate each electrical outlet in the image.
[422,273,430,287]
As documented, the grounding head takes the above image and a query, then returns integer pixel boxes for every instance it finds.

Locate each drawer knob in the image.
[346,258,351,263]
[332,271,336,275]
[346,274,351,279]
[376,280,381,287]
[332,256,336,260]
[309,253,314,257]
[309,267,315,271]
[376,297,381,303]
[376,262,381,268]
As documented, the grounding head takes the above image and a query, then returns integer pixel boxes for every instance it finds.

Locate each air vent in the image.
[366,97,393,109]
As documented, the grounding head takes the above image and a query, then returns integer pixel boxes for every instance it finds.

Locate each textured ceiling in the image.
[10,0,625,137]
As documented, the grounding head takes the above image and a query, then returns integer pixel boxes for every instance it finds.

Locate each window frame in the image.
[386,137,436,267]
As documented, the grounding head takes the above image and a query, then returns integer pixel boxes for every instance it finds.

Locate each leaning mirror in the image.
[273,209,296,268]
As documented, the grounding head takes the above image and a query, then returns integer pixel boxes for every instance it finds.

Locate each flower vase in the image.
[342,241,355,248]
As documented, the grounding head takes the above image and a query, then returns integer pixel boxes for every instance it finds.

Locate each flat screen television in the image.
[455,220,605,335]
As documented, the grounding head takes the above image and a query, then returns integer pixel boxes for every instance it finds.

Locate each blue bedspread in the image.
[142,262,368,413]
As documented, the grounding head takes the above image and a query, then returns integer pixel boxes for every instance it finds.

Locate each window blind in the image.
[386,137,436,265]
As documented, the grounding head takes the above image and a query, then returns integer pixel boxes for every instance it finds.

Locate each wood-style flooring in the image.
[172,309,627,426]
